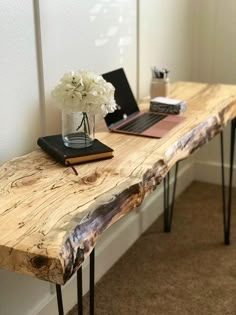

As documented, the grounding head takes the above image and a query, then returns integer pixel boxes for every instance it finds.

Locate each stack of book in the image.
[37,135,113,166]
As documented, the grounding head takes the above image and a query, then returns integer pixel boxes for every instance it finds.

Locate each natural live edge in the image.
[1,158,167,285]
[60,182,144,284]
[58,103,236,284]
[59,158,169,284]
[164,100,236,165]
[0,82,236,285]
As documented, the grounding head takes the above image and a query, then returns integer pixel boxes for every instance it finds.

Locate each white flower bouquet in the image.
[51,70,117,116]
[51,70,117,148]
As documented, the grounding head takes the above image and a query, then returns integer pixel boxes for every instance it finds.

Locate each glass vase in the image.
[62,111,95,149]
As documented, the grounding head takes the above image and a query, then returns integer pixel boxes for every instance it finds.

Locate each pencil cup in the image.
[150,78,170,98]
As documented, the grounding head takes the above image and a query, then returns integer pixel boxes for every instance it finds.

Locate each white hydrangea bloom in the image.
[51,70,117,116]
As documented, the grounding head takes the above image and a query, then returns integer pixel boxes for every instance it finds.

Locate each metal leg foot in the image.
[220,118,235,245]
[163,162,179,232]
[56,284,64,315]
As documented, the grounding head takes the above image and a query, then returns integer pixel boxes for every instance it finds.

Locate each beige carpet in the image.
[68,181,236,315]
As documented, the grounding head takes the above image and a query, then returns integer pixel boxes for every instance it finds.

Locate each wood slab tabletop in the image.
[0,82,236,284]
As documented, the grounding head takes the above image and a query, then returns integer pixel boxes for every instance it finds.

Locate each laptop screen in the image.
[102,68,139,128]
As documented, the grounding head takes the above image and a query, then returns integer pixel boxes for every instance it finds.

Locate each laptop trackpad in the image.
[142,115,185,138]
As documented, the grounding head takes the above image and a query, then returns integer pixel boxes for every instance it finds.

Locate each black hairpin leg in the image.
[220,118,235,245]
[163,162,179,232]
[55,266,83,315]
[56,284,64,315]
[90,248,95,315]
[77,267,83,315]
[55,248,95,315]
[76,249,95,315]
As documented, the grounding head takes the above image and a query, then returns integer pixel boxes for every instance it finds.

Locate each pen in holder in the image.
[150,67,170,98]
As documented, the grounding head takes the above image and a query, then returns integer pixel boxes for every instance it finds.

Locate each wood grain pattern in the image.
[0,82,236,284]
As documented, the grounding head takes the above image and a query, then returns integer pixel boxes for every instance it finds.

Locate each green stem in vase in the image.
[84,113,91,135]
[76,114,86,131]
[76,112,91,145]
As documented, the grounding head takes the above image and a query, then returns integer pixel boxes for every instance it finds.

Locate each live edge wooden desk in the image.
[0,82,236,315]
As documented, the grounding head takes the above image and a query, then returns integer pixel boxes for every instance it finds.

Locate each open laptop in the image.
[102,68,185,138]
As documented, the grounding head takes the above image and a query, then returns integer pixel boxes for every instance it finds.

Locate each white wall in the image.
[0,1,235,314]
[0,1,41,163]
[0,3,51,315]
[39,0,137,135]
[192,0,236,85]
[192,0,236,185]
[139,0,194,98]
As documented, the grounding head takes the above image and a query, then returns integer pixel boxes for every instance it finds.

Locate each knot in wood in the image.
[31,255,50,269]
[12,175,39,188]
[81,173,99,184]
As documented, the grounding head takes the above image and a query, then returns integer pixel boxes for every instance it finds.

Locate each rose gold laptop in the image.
[102,68,184,138]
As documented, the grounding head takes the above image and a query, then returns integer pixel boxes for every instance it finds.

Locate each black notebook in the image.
[37,135,114,165]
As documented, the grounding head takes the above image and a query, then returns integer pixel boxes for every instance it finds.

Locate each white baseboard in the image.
[195,160,236,187]
[36,161,194,315]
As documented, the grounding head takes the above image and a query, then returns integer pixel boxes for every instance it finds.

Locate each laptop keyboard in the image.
[116,112,166,133]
